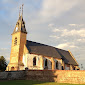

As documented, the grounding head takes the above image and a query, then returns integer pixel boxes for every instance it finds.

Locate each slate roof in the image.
[26,40,78,66]
[56,49,78,65]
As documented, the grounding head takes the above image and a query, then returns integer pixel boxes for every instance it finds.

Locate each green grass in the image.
[0,80,85,85]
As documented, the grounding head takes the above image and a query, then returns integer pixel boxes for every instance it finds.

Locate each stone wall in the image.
[56,70,85,84]
[0,70,85,84]
[0,71,26,80]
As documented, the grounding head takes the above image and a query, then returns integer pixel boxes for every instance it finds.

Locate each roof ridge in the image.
[26,40,68,52]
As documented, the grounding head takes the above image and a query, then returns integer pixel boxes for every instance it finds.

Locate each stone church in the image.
[6,6,79,71]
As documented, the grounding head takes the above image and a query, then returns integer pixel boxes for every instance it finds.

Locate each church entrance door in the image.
[11,67,14,71]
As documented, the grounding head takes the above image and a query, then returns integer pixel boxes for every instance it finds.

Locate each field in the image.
[0,80,85,85]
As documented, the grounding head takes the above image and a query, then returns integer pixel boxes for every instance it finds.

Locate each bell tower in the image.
[6,5,27,71]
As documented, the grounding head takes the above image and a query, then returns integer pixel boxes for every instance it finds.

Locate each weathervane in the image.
[19,6,21,17]
[19,4,24,17]
[22,4,24,17]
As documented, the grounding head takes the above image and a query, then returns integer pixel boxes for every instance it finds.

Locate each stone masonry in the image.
[0,70,85,84]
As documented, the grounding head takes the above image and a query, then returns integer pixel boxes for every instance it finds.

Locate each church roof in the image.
[26,40,78,66]
[56,49,78,65]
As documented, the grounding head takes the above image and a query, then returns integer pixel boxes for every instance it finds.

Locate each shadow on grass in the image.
[0,80,85,85]
[0,80,67,85]
[0,80,50,85]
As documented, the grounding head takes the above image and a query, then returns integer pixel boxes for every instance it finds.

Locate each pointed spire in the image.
[12,4,27,34]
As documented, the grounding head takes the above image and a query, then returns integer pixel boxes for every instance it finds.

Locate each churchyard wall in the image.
[0,70,85,84]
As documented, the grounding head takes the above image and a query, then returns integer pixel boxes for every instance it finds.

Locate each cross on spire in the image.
[22,4,24,17]
[19,6,21,17]
[19,4,24,17]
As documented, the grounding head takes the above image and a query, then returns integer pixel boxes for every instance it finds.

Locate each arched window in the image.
[33,57,36,66]
[62,66,64,70]
[51,62,52,69]
[45,59,47,67]
[56,61,58,69]
[14,37,17,45]
[73,67,75,70]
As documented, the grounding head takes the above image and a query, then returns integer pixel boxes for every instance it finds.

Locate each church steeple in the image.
[12,4,27,34]
[6,5,27,71]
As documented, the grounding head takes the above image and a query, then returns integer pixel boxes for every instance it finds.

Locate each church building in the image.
[6,6,79,71]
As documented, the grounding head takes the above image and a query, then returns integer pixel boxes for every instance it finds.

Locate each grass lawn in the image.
[0,80,85,85]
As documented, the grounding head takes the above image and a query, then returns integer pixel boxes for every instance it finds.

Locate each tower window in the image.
[14,37,17,45]
[33,57,36,66]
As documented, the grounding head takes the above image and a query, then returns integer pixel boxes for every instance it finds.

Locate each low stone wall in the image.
[25,70,57,82]
[0,70,85,84]
[56,70,85,84]
[0,70,26,80]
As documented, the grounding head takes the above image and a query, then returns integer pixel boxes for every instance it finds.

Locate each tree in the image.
[0,56,7,71]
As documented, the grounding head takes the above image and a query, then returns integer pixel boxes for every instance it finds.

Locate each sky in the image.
[0,0,85,69]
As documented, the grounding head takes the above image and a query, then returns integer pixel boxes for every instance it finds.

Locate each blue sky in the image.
[0,0,85,69]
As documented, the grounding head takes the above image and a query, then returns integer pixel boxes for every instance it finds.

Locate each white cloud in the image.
[69,24,77,26]
[69,24,84,27]
[40,0,79,19]
[77,57,85,61]
[0,48,9,51]
[77,39,85,42]
[70,45,77,48]
[6,57,10,62]
[48,24,54,27]
[52,28,60,32]
[56,43,69,49]
[56,42,78,49]
[52,28,85,37]
[2,0,17,4]
[49,35,60,39]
